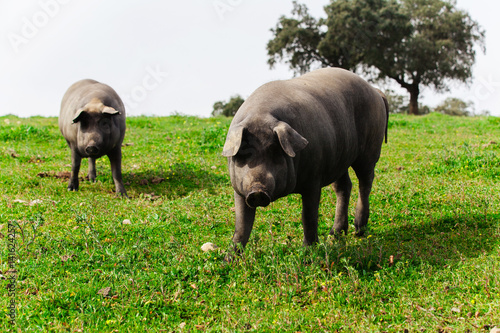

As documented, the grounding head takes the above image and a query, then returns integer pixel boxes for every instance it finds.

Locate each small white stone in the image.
[13,199,28,204]
[29,199,43,206]
[123,219,131,225]
[201,242,218,252]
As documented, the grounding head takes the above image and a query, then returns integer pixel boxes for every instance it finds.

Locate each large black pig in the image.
[59,79,127,197]
[222,68,388,250]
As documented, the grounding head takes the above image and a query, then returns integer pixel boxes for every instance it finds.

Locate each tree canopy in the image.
[267,0,485,115]
[434,97,473,116]
[212,95,245,117]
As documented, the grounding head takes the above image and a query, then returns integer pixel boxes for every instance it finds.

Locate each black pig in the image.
[223,68,388,250]
[59,79,127,196]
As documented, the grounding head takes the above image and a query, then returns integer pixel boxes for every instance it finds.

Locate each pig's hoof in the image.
[224,253,234,263]
[224,252,241,263]
[224,244,244,263]
[302,237,319,246]
[329,228,347,239]
[354,227,367,237]
[67,186,78,191]
[115,191,129,199]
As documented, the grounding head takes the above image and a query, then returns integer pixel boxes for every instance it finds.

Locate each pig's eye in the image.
[79,118,89,130]
[235,145,254,162]
[99,118,110,127]
[271,145,285,163]
[235,149,252,161]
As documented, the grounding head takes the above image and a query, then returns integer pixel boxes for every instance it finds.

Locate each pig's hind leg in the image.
[330,172,352,235]
[351,164,375,237]
[107,146,128,197]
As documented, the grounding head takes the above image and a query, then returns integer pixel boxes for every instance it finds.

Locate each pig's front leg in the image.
[232,191,256,252]
[88,157,97,182]
[107,146,128,197]
[68,149,81,191]
[301,186,321,245]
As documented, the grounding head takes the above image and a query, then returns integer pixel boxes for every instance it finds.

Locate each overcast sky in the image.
[1,0,499,118]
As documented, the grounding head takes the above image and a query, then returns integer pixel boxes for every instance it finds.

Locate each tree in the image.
[385,90,431,114]
[384,90,409,114]
[212,95,245,117]
[267,0,485,115]
[434,97,472,116]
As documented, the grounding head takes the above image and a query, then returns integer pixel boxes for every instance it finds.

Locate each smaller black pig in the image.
[223,68,389,251]
[59,79,127,197]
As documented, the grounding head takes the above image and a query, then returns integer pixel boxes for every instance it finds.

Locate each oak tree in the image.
[267,0,485,115]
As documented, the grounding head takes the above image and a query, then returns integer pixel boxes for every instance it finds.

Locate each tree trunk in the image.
[408,84,420,115]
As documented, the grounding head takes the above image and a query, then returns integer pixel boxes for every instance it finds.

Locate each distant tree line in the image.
[386,90,491,116]
[213,91,491,117]
[211,95,245,117]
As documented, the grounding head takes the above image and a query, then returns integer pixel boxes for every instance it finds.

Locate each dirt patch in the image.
[37,171,71,179]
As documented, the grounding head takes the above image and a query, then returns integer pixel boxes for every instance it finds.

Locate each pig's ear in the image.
[222,125,244,157]
[102,106,120,115]
[72,109,86,123]
[274,122,308,158]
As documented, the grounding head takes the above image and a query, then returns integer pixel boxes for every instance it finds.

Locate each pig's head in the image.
[72,98,122,157]
[222,119,308,208]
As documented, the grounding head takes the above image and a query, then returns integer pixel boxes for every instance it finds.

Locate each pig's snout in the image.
[246,190,271,208]
[85,145,100,156]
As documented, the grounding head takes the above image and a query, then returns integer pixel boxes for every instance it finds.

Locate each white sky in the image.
[1,0,499,118]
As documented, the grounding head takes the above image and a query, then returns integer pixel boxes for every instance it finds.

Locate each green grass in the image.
[1,113,499,332]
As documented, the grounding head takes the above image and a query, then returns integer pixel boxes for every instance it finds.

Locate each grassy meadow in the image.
[1,113,499,332]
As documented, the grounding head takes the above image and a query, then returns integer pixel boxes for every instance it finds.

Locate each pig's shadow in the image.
[315,211,499,273]
[123,162,229,199]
